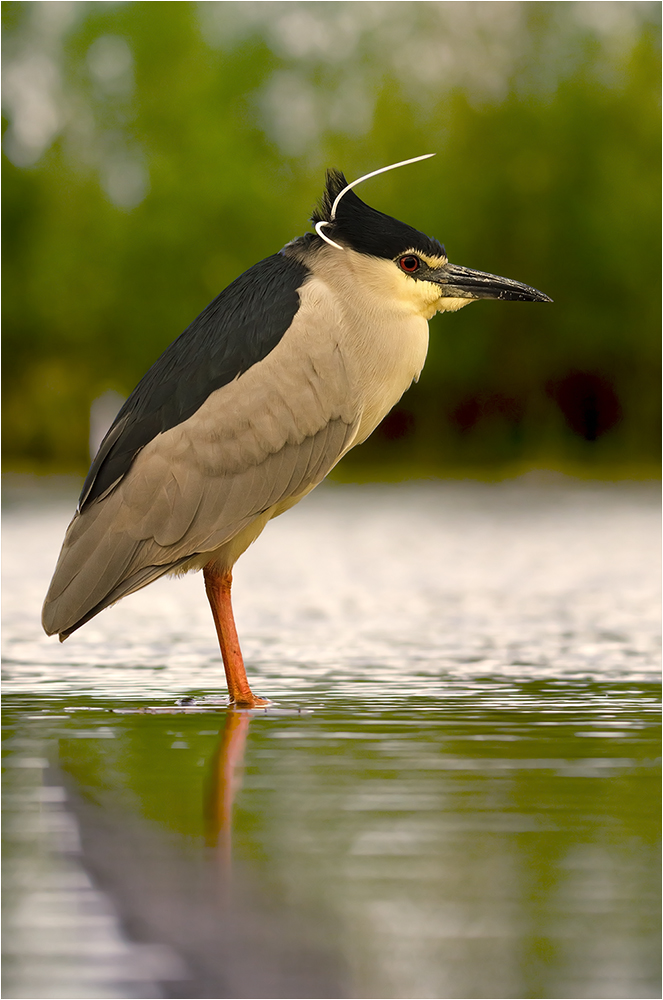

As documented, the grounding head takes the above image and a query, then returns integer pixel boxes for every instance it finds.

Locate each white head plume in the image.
[314,153,435,251]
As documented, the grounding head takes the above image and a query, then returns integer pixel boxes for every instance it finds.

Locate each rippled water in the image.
[2,475,661,998]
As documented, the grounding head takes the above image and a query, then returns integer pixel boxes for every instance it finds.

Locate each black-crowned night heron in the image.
[42,155,551,706]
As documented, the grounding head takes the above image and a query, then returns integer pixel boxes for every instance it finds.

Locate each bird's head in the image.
[308,161,552,318]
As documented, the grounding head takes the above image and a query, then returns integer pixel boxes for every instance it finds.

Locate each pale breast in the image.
[298,254,431,447]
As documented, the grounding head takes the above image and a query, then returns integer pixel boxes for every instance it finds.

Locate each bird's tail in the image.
[41,503,187,640]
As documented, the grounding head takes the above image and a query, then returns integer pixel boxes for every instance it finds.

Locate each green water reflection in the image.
[3,679,660,999]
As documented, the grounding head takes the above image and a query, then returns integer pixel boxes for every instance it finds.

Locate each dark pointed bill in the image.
[435,262,552,302]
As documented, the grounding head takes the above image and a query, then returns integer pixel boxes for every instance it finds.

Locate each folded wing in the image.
[43,283,359,639]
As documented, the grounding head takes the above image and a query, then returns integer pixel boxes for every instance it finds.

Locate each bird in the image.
[42,155,551,707]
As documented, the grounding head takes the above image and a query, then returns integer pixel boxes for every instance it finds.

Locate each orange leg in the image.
[203,564,267,707]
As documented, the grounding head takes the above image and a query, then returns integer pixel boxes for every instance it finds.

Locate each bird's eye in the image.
[399,255,420,273]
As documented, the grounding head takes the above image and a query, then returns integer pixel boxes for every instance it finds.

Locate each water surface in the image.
[3,477,660,998]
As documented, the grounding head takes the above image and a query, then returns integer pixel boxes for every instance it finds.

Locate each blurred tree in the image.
[2,1,660,476]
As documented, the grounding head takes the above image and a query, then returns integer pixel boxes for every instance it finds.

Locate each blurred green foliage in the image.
[2,1,660,477]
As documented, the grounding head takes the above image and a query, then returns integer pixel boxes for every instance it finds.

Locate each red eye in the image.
[399,255,420,273]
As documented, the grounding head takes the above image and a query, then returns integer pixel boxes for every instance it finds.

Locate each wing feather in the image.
[79,253,309,508]
[42,294,360,638]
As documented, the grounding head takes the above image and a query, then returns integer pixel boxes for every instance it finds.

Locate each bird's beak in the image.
[432,262,552,303]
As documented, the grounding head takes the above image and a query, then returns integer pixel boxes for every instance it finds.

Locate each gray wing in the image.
[43,289,360,638]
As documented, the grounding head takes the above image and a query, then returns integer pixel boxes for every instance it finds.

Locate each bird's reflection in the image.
[205,707,252,869]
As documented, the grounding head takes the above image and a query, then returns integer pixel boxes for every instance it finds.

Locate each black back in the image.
[80,252,309,510]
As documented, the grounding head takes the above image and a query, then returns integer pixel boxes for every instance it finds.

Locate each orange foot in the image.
[230,694,271,709]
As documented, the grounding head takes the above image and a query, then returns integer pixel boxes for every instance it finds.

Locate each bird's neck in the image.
[297,251,431,447]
